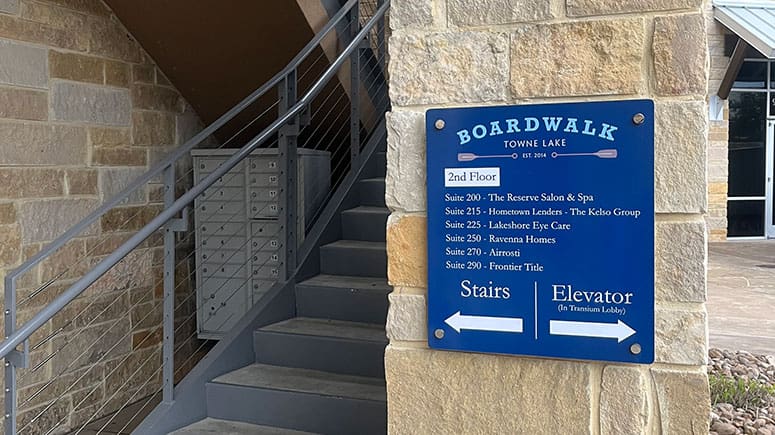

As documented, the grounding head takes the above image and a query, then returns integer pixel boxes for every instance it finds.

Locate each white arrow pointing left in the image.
[445,311,524,334]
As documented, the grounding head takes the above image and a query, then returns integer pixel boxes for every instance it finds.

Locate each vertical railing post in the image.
[377,0,386,72]
[161,163,176,404]
[3,275,16,435]
[349,3,361,163]
[279,72,299,278]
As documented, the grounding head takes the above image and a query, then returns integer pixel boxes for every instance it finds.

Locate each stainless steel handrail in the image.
[4,0,359,284]
[0,0,389,361]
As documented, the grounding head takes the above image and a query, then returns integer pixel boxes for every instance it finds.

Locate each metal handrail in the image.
[0,0,389,361]
[4,0,360,284]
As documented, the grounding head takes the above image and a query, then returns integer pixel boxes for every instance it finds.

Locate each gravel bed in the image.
[709,348,775,435]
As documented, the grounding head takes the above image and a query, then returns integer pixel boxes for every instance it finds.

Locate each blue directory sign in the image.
[426,100,655,364]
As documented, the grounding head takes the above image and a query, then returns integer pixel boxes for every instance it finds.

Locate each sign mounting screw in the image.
[434,119,445,130]
[434,329,445,339]
[632,113,645,125]
[629,343,642,355]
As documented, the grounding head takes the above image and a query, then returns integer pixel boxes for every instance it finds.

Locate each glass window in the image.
[727,200,765,237]
[770,61,775,89]
[728,92,767,197]
[770,92,775,118]
[733,61,767,89]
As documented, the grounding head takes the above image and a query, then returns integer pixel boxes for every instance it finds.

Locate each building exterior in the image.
[0,0,721,433]
[707,0,775,240]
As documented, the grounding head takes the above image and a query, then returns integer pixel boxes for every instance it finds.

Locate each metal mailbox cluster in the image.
[192,148,330,338]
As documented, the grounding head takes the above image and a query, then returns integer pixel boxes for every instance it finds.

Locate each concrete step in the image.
[170,418,318,435]
[296,274,390,324]
[319,240,386,278]
[254,317,387,378]
[358,178,386,207]
[206,364,386,435]
[341,206,389,242]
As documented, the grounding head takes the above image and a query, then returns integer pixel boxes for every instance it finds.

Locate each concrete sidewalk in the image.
[707,242,775,356]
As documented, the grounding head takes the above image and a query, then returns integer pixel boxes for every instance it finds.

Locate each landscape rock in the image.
[709,349,775,435]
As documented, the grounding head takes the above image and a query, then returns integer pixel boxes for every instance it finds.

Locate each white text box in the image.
[444,167,500,188]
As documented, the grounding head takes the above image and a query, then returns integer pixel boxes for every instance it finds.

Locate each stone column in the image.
[384,0,711,433]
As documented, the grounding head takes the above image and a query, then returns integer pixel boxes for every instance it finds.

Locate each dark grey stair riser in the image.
[362,152,387,179]
[341,210,388,242]
[205,383,387,435]
[253,332,386,378]
[296,285,388,324]
[319,245,386,277]
[358,179,386,207]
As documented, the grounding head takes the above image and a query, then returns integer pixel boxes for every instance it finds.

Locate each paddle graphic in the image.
[457,153,519,162]
[551,149,618,159]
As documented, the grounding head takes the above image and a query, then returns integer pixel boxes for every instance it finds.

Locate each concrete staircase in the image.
[171,151,390,435]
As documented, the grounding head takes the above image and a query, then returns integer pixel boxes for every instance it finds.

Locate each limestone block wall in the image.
[706,5,730,241]
[385,0,711,433]
[0,0,207,432]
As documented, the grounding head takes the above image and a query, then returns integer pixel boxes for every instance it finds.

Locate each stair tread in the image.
[341,205,389,215]
[171,418,318,435]
[298,274,390,291]
[259,317,387,342]
[212,363,387,402]
[320,240,385,250]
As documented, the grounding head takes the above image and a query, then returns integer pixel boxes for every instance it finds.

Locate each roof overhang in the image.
[713,0,775,59]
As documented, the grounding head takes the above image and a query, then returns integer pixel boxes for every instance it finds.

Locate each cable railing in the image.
[0,1,389,433]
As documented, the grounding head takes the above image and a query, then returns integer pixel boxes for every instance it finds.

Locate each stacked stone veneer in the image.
[706,6,730,241]
[385,0,711,433]
[0,0,207,432]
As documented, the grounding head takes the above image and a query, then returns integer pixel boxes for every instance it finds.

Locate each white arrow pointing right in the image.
[549,319,636,343]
